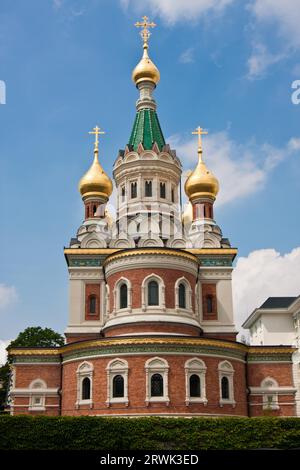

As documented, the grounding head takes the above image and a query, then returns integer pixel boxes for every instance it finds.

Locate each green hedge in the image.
[1,416,300,450]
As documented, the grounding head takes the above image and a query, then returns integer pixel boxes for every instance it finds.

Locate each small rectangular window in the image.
[145,181,152,197]
[160,182,166,199]
[131,182,137,199]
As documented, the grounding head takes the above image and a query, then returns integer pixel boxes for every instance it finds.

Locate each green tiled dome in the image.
[128,108,165,152]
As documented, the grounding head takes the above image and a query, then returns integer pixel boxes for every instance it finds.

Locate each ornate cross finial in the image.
[89,125,105,152]
[135,15,156,46]
[192,126,208,156]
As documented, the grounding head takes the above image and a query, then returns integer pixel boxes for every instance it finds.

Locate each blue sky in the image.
[0,0,300,356]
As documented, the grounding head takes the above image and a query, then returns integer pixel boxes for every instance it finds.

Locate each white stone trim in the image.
[249,377,296,411]
[174,277,193,313]
[184,358,208,406]
[145,357,169,405]
[105,254,198,277]
[142,274,165,312]
[106,358,129,406]
[76,361,94,408]
[218,360,236,407]
[113,277,132,314]
[103,312,201,332]
[11,379,59,412]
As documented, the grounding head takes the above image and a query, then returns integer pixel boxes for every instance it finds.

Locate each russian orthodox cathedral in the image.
[9,18,298,417]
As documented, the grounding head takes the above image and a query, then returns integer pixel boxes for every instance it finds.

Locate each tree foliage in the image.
[8,327,64,350]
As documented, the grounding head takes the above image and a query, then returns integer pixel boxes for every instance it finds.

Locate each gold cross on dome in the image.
[135,15,156,45]
[192,126,208,154]
[89,125,105,151]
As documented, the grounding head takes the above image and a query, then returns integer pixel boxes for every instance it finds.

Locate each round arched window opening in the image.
[189,374,201,397]
[151,373,164,397]
[148,281,159,306]
[81,377,91,400]
[113,375,124,398]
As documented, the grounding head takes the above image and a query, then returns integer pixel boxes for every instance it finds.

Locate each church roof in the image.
[128,108,165,152]
[260,297,297,309]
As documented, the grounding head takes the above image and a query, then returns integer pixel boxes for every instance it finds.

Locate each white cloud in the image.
[179,48,195,64]
[247,42,286,79]
[0,340,11,365]
[169,131,299,206]
[53,0,63,8]
[232,247,300,335]
[250,0,300,49]
[247,0,300,77]
[0,284,17,311]
[121,0,235,24]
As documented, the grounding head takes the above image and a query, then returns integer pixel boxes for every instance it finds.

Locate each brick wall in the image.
[107,268,196,313]
[61,354,247,416]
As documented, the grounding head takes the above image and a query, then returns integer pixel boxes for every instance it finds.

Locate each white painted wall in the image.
[250,313,295,346]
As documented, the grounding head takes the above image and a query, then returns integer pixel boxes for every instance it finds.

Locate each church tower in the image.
[63,17,237,343]
[113,17,183,248]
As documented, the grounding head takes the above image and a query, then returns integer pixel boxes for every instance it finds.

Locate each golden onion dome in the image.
[185,152,219,202]
[132,44,160,86]
[78,150,113,201]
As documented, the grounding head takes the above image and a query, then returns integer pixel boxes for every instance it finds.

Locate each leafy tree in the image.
[0,327,64,411]
[8,327,65,350]
[0,363,10,412]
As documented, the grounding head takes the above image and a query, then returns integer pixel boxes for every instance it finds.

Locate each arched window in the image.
[145,180,152,197]
[89,295,96,314]
[148,281,159,306]
[151,373,164,397]
[120,283,128,309]
[131,182,137,199]
[206,295,213,314]
[160,182,166,198]
[218,361,235,405]
[145,357,169,404]
[221,376,229,400]
[179,283,186,309]
[189,374,201,397]
[185,359,207,404]
[82,377,91,400]
[76,362,93,406]
[93,205,97,216]
[113,375,124,398]
[106,359,129,405]
[86,206,90,218]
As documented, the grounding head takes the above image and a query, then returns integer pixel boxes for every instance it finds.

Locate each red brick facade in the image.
[107,268,196,313]
[10,342,296,417]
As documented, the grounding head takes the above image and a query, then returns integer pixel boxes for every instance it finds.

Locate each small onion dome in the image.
[185,153,219,202]
[132,44,160,86]
[78,151,113,201]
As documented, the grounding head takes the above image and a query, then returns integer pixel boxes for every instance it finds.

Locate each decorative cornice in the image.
[9,338,295,366]
[64,249,119,255]
[104,248,198,267]
[10,337,247,357]
[186,248,238,256]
